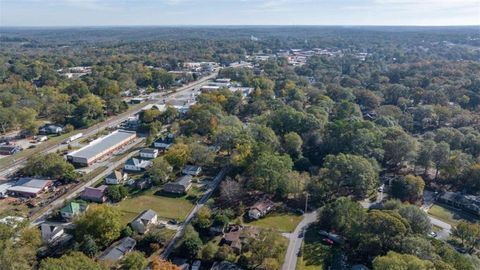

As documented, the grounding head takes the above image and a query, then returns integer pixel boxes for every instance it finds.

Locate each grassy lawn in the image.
[114,187,194,225]
[248,213,303,233]
[428,204,476,226]
[296,224,330,270]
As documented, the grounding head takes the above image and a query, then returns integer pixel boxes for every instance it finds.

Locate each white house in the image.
[139,148,159,159]
[130,209,158,234]
[41,223,64,244]
[105,170,128,185]
[182,165,202,176]
[248,199,275,220]
[124,158,152,172]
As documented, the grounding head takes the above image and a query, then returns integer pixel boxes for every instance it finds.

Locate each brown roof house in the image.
[81,185,107,203]
[248,199,274,220]
[221,225,259,254]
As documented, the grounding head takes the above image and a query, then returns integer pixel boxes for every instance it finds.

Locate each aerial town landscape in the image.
[0,1,480,270]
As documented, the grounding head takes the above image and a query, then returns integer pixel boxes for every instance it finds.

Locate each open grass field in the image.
[428,204,477,226]
[248,213,303,233]
[296,224,330,270]
[114,187,194,225]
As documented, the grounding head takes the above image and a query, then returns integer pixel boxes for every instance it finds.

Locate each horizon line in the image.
[1,24,479,28]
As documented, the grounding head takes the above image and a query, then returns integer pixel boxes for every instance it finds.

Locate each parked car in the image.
[322,238,334,245]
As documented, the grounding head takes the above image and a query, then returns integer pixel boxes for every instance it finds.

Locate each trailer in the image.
[63,133,83,144]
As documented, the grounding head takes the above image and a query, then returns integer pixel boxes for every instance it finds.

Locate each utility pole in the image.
[304,192,308,214]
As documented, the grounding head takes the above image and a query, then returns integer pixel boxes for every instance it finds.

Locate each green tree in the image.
[373,251,435,270]
[74,94,105,127]
[249,152,293,197]
[453,221,480,252]
[390,175,425,203]
[318,197,366,238]
[194,207,213,230]
[147,157,173,185]
[119,251,147,270]
[77,234,99,257]
[74,204,122,248]
[320,154,379,198]
[22,153,77,180]
[39,251,102,270]
[106,185,128,203]
[398,204,431,235]
[383,127,417,169]
[283,132,303,158]
[164,143,191,169]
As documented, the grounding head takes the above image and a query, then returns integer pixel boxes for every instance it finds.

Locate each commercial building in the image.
[67,130,136,166]
[7,177,53,198]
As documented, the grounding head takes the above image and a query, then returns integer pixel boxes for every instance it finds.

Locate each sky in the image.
[0,0,479,26]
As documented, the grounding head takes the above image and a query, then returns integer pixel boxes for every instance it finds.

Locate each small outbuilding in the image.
[130,209,158,234]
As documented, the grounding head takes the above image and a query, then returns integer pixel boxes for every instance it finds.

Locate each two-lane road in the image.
[281,210,318,270]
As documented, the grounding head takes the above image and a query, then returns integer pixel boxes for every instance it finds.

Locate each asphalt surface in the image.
[281,210,318,270]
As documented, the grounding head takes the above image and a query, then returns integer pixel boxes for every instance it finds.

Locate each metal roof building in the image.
[67,130,136,166]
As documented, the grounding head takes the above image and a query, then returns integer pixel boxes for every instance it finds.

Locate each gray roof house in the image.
[153,134,174,151]
[124,158,152,172]
[437,192,480,216]
[130,209,158,234]
[100,237,136,262]
[163,175,192,194]
[40,223,65,244]
[105,170,128,185]
[182,165,202,176]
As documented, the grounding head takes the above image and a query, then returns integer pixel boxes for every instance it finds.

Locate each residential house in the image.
[163,175,192,194]
[248,199,274,220]
[210,261,244,270]
[139,148,159,159]
[182,165,202,176]
[124,158,152,172]
[437,192,480,216]
[100,237,136,262]
[39,124,63,135]
[60,202,88,220]
[105,170,128,185]
[0,145,22,155]
[192,260,201,270]
[221,225,259,254]
[136,179,150,190]
[40,223,65,244]
[81,185,107,203]
[153,134,174,151]
[130,209,158,234]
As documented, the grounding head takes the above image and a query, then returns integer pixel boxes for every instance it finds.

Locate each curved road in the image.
[281,211,318,270]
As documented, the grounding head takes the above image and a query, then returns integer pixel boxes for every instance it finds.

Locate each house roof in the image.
[176,175,192,188]
[140,148,158,154]
[250,199,274,212]
[61,202,81,214]
[125,158,151,168]
[183,165,201,173]
[82,185,107,198]
[68,130,136,161]
[7,177,52,195]
[106,170,123,181]
[155,134,174,144]
[134,209,157,223]
[100,237,136,261]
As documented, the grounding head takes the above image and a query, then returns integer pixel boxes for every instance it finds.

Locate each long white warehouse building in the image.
[67,130,136,166]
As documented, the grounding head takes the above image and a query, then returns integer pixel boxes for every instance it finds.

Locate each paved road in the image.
[161,167,229,259]
[429,216,452,240]
[0,72,218,180]
[281,211,318,270]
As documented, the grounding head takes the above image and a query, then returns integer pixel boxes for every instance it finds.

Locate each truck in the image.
[63,133,83,144]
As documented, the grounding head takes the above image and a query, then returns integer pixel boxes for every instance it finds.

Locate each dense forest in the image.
[1,26,479,269]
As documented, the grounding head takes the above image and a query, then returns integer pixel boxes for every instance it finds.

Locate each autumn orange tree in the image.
[151,258,181,270]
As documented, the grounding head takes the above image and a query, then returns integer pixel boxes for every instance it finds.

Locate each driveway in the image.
[281,210,318,270]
